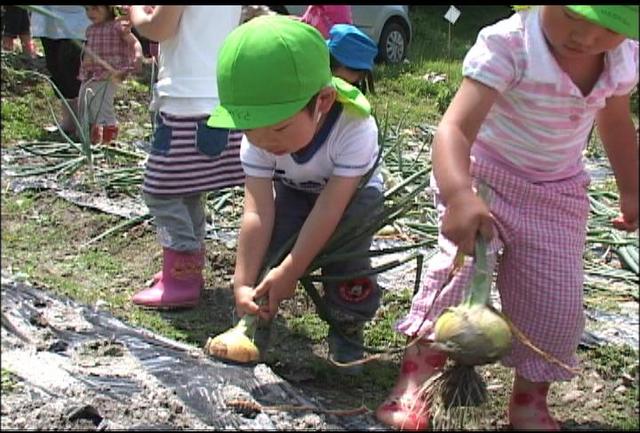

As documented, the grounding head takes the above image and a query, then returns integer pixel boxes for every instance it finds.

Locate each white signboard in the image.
[444,5,461,24]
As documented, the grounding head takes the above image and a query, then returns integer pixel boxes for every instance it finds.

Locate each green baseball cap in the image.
[567,5,638,40]
[208,15,370,130]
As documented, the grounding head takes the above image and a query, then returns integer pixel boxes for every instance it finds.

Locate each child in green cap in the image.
[377,5,638,430]
[208,15,385,374]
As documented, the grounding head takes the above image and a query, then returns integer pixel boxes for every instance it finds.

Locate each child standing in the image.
[377,5,638,430]
[78,6,142,145]
[30,6,91,135]
[327,23,378,94]
[207,15,385,373]
[2,6,36,58]
[129,6,245,309]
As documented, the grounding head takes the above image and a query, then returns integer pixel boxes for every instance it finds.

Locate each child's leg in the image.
[132,193,204,308]
[18,33,35,57]
[376,340,447,430]
[40,38,82,132]
[320,186,384,373]
[2,36,15,51]
[2,6,21,52]
[97,80,118,145]
[508,375,559,430]
[377,172,504,429]
[475,161,591,430]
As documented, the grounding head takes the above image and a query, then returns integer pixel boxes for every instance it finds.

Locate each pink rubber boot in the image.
[376,339,447,430]
[508,375,560,430]
[132,247,204,308]
[101,124,119,145]
[150,244,205,285]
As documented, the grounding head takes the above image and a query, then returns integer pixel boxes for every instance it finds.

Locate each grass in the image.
[369,6,513,125]
[1,368,19,393]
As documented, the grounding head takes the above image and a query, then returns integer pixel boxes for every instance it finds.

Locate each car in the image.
[269,5,412,64]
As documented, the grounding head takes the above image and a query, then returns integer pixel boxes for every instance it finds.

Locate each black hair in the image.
[86,6,117,21]
[329,54,375,95]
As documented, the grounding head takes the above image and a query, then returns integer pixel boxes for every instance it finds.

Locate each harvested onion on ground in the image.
[204,314,260,363]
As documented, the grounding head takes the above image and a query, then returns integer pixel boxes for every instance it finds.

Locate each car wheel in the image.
[379,20,408,64]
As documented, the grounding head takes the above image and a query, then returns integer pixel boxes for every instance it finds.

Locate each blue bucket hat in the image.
[327,24,378,71]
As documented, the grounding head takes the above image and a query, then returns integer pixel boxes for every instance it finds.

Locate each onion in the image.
[433,235,512,367]
[421,220,514,418]
[434,304,512,366]
[204,314,260,363]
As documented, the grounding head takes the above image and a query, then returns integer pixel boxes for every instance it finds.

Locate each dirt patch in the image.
[1,188,638,430]
[1,277,382,430]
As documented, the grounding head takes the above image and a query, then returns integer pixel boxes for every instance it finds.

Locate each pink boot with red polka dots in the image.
[375,340,447,430]
[508,375,560,430]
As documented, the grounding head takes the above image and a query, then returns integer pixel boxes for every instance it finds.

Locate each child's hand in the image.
[612,191,639,232]
[234,284,261,317]
[253,265,298,320]
[441,189,495,255]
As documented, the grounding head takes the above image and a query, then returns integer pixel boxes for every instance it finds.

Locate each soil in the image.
[1,275,381,431]
[1,190,638,431]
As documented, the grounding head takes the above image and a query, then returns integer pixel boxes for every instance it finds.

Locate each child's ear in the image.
[317,86,337,113]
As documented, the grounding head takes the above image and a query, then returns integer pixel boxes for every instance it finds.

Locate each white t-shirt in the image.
[153,6,241,115]
[463,8,639,182]
[241,107,383,193]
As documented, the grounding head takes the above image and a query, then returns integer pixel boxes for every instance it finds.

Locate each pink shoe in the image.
[508,377,560,431]
[101,124,119,145]
[150,244,205,285]
[132,247,204,308]
[376,341,447,430]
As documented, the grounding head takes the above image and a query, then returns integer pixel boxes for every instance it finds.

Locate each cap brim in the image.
[207,98,310,130]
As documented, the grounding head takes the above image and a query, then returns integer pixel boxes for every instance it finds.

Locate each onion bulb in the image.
[434,304,512,366]
[204,314,260,363]
[432,232,513,367]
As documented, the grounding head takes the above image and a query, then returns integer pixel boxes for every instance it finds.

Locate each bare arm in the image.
[128,5,185,42]
[254,175,362,319]
[596,93,639,231]
[431,77,499,254]
[120,27,143,69]
[233,176,275,315]
[284,175,361,276]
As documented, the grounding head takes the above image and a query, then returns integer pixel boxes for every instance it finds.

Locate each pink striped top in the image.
[463,8,639,182]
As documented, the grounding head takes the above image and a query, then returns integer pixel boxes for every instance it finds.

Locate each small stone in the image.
[95,300,109,310]
[614,385,627,394]
[561,390,584,403]
[591,382,604,393]
[584,399,601,410]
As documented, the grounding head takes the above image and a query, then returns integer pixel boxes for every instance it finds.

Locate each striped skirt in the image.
[142,111,245,196]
